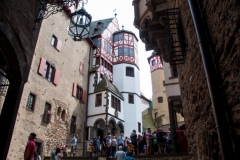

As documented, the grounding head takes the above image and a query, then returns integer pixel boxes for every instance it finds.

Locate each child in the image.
[88,143,95,157]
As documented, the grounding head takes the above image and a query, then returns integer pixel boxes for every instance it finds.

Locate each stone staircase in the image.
[43,152,189,160]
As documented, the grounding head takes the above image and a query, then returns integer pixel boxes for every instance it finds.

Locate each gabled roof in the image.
[95,74,124,100]
[89,18,114,38]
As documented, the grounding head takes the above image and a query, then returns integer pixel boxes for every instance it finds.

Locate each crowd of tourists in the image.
[88,126,188,159]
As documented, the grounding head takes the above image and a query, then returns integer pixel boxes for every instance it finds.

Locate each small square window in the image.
[126,67,134,77]
[50,35,57,47]
[43,62,55,82]
[76,86,82,101]
[155,112,158,119]
[138,122,141,133]
[70,116,77,133]
[95,94,102,107]
[129,94,134,104]
[26,93,36,111]
[79,62,84,74]
[152,60,156,66]
[42,103,52,123]
[158,97,163,103]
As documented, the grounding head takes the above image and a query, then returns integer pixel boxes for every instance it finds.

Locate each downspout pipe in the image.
[187,0,235,159]
[82,43,93,156]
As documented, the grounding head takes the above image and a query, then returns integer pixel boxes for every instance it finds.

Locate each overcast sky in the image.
[85,0,153,99]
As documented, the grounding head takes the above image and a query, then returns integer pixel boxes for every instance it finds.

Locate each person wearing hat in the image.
[145,127,152,154]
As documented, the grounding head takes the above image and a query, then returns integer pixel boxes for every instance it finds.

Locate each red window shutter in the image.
[38,57,46,75]
[79,63,83,73]
[81,90,87,104]
[72,83,77,97]
[53,69,60,85]
[56,39,62,51]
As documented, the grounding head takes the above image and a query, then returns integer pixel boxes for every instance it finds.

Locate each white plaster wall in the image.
[87,115,106,126]
[162,61,179,84]
[162,61,181,98]
[122,94,142,136]
[88,91,106,116]
[165,84,181,98]
[113,64,140,95]
[141,98,149,112]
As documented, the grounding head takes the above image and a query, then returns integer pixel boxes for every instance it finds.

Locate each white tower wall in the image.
[113,63,142,136]
[113,64,140,95]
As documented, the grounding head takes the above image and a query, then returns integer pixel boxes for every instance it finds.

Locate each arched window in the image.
[57,107,61,119]
[61,109,66,121]
[126,67,134,77]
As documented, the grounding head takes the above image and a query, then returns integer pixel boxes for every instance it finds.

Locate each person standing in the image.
[123,151,136,160]
[157,128,165,154]
[71,134,78,156]
[50,146,57,160]
[111,135,117,157]
[97,136,101,156]
[145,127,152,155]
[55,147,62,160]
[117,132,124,150]
[102,134,107,156]
[115,146,126,160]
[24,132,37,160]
[130,130,137,156]
[165,128,171,153]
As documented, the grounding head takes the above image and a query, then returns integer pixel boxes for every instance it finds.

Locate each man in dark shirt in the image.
[102,134,107,156]
[130,130,137,155]
[156,128,165,154]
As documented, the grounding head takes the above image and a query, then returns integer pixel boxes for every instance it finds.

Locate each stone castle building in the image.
[133,0,240,159]
[86,17,150,140]
[147,52,184,131]
[0,2,150,159]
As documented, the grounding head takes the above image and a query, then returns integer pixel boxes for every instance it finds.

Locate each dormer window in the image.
[97,22,103,28]
[152,60,156,66]
[94,28,99,35]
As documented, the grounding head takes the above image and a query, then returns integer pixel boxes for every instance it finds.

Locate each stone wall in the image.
[6,8,91,160]
[167,0,240,159]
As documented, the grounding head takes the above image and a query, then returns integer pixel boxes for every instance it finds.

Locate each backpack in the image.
[34,151,38,160]
[153,136,157,144]
[92,139,97,146]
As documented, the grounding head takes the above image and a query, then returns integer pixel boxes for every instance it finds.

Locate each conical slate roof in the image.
[95,74,124,100]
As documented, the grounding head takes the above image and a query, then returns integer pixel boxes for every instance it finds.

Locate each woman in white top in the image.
[55,147,62,160]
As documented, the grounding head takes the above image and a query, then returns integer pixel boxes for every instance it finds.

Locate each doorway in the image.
[97,129,104,142]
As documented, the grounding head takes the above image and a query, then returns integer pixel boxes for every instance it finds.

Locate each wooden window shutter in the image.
[81,90,87,104]
[79,63,83,73]
[53,69,60,85]
[38,57,46,75]
[72,83,77,97]
[56,39,62,52]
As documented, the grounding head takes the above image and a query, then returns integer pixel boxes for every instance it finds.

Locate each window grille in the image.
[0,70,9,96]
[165,8,187,65]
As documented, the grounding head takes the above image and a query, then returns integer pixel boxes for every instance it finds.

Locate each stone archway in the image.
[116,121,124,136]
[0,26,30,159]
[93,118,105,140]
[108,117,117,135]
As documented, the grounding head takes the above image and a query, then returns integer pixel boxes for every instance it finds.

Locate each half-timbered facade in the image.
[87,17,144,138]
